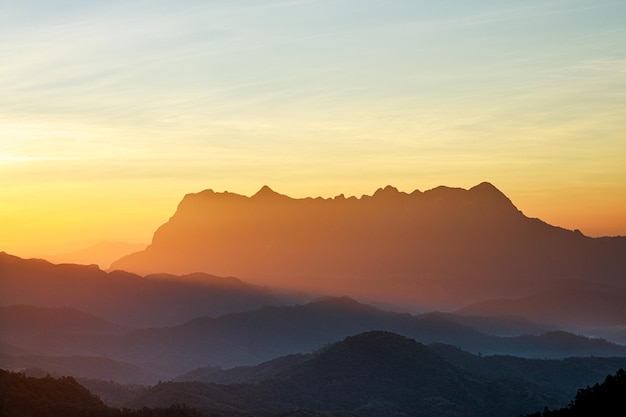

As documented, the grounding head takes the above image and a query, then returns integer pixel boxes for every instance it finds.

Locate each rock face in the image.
[110,182,626,310]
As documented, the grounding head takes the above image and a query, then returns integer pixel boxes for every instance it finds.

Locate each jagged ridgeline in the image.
[111,183,626,314]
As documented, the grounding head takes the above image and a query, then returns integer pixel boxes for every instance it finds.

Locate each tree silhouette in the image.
[525,368,626,417]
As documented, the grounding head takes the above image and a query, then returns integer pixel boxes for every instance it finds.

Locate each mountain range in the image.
[3,296,626,382]
[5,350,624,417]
[0,251,283,327]
[110,183,626,326]
[3,182,626,416]
[128,331,626,417]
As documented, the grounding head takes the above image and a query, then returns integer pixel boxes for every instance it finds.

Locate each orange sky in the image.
[2,178,624,262]
[1,0,625,260]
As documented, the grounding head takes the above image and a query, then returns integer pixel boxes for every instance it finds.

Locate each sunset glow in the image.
[1,0,625,259]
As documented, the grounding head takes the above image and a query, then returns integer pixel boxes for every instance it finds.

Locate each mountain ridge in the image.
[0,251,283,327]
[128,331,563,417]
[3,295,626,382]
[110,183,626,319]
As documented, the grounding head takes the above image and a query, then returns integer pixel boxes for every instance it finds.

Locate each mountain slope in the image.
[524,368,626,417]
[0,353,159,385]
[0,252,282,327]
[459,283,626,327]
[0,369,110,417]
[0,305,125,343]
[46,241,146,269]
[130,331,560,417]
[0,369,201,417]
[3,297,624,379]
[110,183,626,321]
[104,297,626,376]
[430,343,626,400]
[178,338,626,407]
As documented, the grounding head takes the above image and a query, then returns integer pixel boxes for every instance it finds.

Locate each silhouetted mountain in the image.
[0,252,283,327]
[110,183,626,327]
[129,331,560,417]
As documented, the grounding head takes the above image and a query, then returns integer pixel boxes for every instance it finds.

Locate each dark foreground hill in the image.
[110,183,626,326]
[524,368,626,417]
[129,331,562,417]
[0,369,203,417]
[0,368,109,417]
[3,358,625,417]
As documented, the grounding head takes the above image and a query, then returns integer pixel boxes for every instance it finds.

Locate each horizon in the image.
[2,0,626,257]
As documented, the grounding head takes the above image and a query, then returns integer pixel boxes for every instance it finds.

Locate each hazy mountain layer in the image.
[47,241,147,270]
[0,353,158,385]
[4,298,625,380]
[0,252,282,327]
[110,183,626,322]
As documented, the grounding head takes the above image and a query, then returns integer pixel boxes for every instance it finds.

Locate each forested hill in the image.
[524,368,626,417]
[0,369,200,417]
[3,361,626,417]
[0,369,109,417]
[128,331,563,417]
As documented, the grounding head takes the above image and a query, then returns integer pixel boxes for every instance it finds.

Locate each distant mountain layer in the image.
[47,241,147,270]
[110,183,626,316]
[0,353,158,385]
[0,252,281,327]
[4,298,625,380]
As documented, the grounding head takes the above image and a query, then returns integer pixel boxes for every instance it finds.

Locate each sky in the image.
[1,0,625,258]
